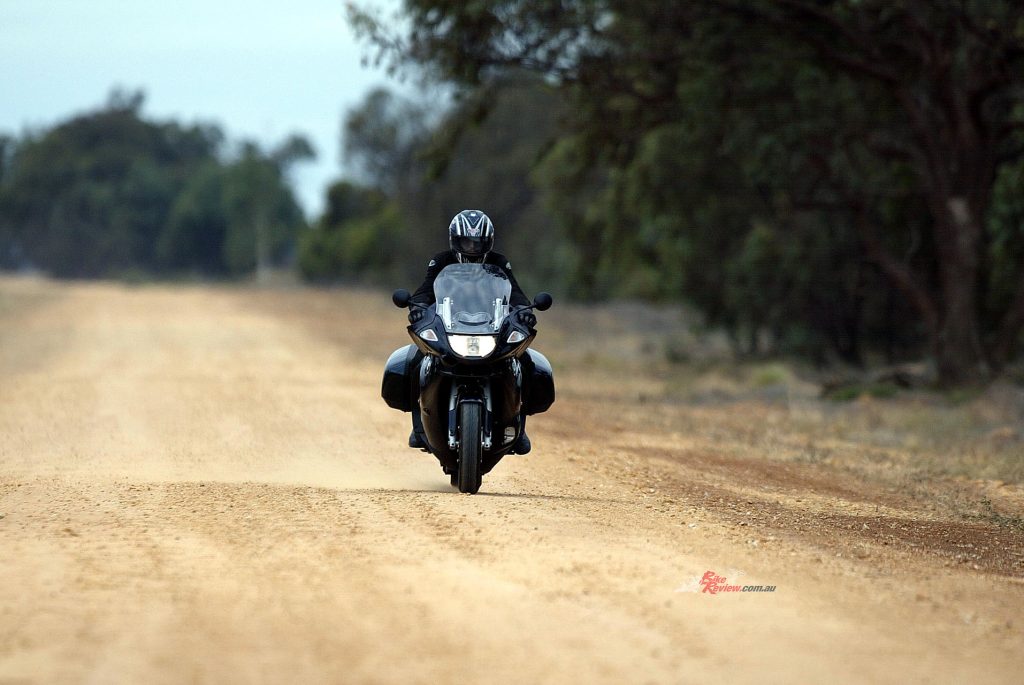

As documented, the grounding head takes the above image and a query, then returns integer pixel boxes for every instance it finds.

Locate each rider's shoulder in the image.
[486,251,512,270]
[429,251,456,268]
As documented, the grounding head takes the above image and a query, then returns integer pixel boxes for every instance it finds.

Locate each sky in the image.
[0,0,406,217]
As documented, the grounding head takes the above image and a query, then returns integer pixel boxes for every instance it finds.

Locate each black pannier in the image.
[522,349,555,415]
[381,344,421,412]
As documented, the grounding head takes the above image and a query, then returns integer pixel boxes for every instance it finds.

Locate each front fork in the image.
[447,381,494,450]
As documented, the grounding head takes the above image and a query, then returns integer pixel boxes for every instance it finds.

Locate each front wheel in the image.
[457,401,483,494]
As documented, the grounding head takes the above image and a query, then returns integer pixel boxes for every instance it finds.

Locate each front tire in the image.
[457,402,483,494]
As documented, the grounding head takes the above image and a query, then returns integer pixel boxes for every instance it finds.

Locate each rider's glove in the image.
[516,308,537,329]
[408,308,424,324]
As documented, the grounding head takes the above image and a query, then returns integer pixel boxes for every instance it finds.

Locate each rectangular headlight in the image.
[449,334,497,358]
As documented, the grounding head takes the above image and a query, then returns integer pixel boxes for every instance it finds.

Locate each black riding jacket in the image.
[411,250,530,308]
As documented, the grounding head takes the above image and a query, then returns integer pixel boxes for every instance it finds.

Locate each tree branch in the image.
[855,209,939,338]
[864,132,928,172]
[771,0,881,55]
[802,146,934,330]
[713,0,901,83]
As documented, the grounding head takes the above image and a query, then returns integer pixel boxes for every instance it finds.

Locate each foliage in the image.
[220,143,309,274]
[349,0,1024,383]
[301,75,571,294]
[0,91,310,278]
[297,181,400,282]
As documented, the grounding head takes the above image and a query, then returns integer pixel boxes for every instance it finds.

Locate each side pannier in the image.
[522,349,555,415]
[381,344,420,412]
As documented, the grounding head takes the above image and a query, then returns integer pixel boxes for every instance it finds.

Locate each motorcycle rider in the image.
[407,209,536,454]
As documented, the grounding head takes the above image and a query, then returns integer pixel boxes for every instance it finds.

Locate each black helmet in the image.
[449,209,494,263]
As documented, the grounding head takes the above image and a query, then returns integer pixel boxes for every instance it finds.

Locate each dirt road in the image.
[1,278,1022,684]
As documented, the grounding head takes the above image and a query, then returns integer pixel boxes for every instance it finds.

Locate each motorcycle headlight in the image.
[506,330,527,344]
[419,329,439,342]
[449,334,497,358]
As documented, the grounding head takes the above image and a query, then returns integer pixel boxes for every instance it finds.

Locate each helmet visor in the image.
[452,235,492,256]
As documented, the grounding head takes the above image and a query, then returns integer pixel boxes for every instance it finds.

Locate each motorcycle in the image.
[381,262,555,493]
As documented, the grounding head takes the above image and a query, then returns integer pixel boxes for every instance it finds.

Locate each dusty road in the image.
[1,277,1022,684]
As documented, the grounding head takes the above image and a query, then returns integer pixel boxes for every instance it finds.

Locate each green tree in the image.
[324,77,571,294]
[0,91,312,279]
[157,162,230,274]
[343,87,430,195]
[0,91,220,276]
[404,76,571,293]
[298,180,398,282]
[351,0,1024,383]
[221,142,309,275]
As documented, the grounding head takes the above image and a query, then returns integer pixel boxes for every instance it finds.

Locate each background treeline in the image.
[297,78,572,296]
[2,2,1023,387]
[333,0,1024,385]
[0,90,311,279]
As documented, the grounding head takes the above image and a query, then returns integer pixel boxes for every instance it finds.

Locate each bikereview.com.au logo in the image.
[675,570,777,595]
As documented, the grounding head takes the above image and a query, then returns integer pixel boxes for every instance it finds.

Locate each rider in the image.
[407,209,536,453]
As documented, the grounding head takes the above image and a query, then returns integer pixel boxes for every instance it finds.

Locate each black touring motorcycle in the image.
[382,263,555,494]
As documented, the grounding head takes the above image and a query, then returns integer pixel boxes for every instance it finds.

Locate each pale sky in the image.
[0,0,406,217]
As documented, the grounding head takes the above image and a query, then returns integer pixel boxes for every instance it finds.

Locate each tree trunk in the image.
[932,197,990,386]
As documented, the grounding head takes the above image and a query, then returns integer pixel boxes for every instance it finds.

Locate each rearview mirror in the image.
[392,289,411,308]
[533,292,553,311]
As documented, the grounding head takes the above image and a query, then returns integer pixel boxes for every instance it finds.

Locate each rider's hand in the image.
[516,308,537,328]
[408,308,424,324]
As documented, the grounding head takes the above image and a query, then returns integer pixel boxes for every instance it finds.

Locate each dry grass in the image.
[528,297,1024,531]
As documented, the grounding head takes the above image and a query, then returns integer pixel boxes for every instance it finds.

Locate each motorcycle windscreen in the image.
[433,263,513,334]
